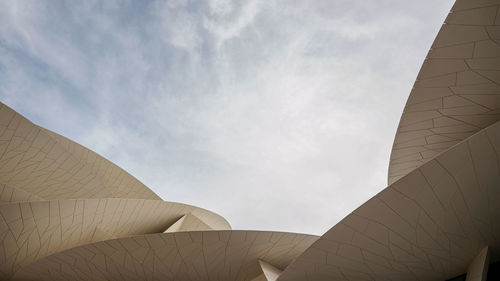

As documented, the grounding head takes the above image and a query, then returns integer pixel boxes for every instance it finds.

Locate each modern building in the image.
[1,0,499,280]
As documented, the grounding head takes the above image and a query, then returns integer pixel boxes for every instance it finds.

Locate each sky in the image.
[0,0,455,235]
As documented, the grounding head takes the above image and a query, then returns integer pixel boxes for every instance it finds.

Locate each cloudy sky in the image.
[0,0,454,235]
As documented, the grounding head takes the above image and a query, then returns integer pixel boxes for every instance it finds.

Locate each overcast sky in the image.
[0,0,454,235]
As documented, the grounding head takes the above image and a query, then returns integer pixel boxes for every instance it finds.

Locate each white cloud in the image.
[208,0,234,16]
[161,9,202,51]
[203,0,262,46]
[0,0,455,235]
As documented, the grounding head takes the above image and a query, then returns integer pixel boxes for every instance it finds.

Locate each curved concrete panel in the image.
[0,102,160,200]
[163,213,212,233]
[1,0,499,280]
[0,181,41,204]
[388,0,500,184]
[13,231,318,281]
[278,121,500,281]
[0,198,230,279]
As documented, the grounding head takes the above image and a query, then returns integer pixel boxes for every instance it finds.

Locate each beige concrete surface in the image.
[0,198,230,279]
[250,260,283,281]
[388,0,500,184]
[466,246,490,281]
[0,181,41,204]
[259,260,283,281]
[278,121,500,281]
[2,0,499,280]
[12,231,318,281]
[163,213,212,233]
[0,102,160,200]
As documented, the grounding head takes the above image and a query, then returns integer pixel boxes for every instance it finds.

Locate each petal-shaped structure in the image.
[0,102,234,280]
[0,181,42,203]
[388,0,500,184]
[277,0,500,279]
[0,198,230,279]
[278,121,500,281]
[2,0,500,279]
[0,103,160,200]
[12,231,318,281]
[252,260,283,281]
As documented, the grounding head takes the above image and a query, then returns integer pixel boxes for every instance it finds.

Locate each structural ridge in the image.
[1,0,499,280]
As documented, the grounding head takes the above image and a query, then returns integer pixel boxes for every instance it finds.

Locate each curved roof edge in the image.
[279,120,500,281]
[0,102,161,200]
[388,0,500,185]
[0,198,230,280]
[13,230,318,281]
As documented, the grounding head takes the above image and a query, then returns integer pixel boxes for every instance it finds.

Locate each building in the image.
[1,0,499,280]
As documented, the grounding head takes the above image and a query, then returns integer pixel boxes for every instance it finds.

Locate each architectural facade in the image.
[1,0,499,280]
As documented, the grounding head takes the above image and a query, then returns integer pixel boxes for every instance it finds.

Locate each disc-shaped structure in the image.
[0,181,41,203]
[0,102,160,200]
[2,0,500,280]
[0,198,230,279]
[388,0,500,184]
[278,121,500,281]
[13,231,318,281]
